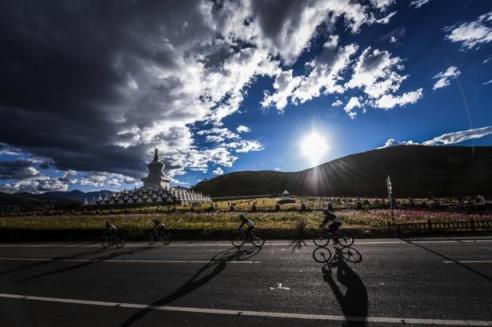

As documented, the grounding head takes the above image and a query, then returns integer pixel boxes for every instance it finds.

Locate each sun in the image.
[300,132,328,166]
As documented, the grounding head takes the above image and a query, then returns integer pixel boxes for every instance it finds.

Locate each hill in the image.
[0,190,113,208]
[193,145,492,197]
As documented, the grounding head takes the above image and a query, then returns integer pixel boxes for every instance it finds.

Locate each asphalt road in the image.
[0,237,491,326]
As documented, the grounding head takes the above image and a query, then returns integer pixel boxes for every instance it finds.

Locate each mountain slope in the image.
[193,145,492,197]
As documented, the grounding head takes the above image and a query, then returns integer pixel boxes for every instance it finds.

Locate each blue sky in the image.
[0,0,491,193]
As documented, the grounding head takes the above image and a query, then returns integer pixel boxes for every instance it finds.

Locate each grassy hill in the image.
[193,145,492,197]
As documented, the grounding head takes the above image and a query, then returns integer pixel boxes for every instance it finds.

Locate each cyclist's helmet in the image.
[105,220,111,228]
[239,213,246,221]
[153,219,160,225]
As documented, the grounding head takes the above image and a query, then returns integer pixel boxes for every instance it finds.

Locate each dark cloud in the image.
[0,160,39,179]
[0,0,211,176]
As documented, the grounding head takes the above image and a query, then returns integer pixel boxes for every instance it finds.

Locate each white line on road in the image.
[0,238,490,248]
[0,292,490,326]
[0,257,260,264]
[443,260,492,264]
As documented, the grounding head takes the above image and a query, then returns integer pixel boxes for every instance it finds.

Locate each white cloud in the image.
[332,99,343,107]
[410,0,431,9]
[374,88,423,109]
[346,47,406,99]
[0,175,68,194]
[79,172,137,188]
[380,126,492,148]
[370,0,395,11]
[483,79,492,86]
[379,138,418,148]
[432,66,461,90]
[212,167,224,175]
[344,97,362,112]
[236,125,251,133]
[262,41,358,111]
[423,126,492,146]
[445,11,492,50]
[375,11,397,24]
[226,140,264,153]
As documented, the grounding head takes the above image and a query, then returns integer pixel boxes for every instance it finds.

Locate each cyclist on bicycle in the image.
[152,219,166,234]
[320,203,342,234]
[105,220,118,238]
[238,213,255,238]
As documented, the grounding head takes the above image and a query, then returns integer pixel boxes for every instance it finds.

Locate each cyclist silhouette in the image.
[238,213,255,238]
[320,203,342,234]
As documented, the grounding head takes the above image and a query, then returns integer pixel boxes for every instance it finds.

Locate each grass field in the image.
[0,209,489,231]
[1,196,490,241]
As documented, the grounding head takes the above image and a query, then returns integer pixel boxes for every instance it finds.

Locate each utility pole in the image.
[386,175,394,227]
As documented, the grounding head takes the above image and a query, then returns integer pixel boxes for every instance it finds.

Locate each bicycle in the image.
[313,228,354,247]
[148,229,172,245]
[101,234,125,249]
[231,229,265,248]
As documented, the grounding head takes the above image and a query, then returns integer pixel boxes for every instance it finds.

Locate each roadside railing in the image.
[393,218,492,232]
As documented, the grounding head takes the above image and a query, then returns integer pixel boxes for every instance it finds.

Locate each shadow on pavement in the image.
[0,246,106,277]
[290,239,307,253]
[17,246,155,283]
[323,247,368,327]
[401,238,491,282]
[119,246,262,327]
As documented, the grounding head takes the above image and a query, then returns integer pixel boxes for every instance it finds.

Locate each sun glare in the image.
[300,132,328,166]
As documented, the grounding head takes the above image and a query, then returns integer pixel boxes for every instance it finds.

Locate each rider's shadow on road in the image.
[119,246,262,327]
[323,248,368,327]
[17,246,155,283]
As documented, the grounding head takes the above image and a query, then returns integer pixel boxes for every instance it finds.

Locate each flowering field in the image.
[0,209,490,232]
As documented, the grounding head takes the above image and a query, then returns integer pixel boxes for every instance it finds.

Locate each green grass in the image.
[1,209,489,232]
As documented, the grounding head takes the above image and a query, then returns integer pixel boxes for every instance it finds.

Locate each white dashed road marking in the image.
[0,292,490,326]
[0,257,260,264]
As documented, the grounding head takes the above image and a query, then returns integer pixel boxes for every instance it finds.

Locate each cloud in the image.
[410,0,431,9]
[423,126,492,146]
[0,175,68,194]
[445,11,492,50]
[374,88,423,109]
[226,140,264,153]
[0,160,39,179]
[212,167,224,175]
[379,138,418,148]
[432,66,461,90]
[370,0,395,11]
[380,126,492,148]
[483,79,492,86]
[262,40,358,110]
[344,97,362,111]
[236,125,251,133]
[331,99,343,107]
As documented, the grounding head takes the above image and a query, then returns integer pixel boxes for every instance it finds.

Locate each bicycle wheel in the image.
[313,231,329,247]
[312,246,332,263]
[101,236,110,249]
[231,232,245,248]
[340,246,362,263]
[115,237,125,248]
[148,233,156,245]
[161,232,171,245]
[338,231,354,247]
[252,235,265,247]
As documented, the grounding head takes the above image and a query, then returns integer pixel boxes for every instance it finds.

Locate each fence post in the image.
[427,219,432,231]
[470,218,475,232]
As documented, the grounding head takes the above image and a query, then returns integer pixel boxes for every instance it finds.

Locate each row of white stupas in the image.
[83,187,211,206]
[82,149,211,206]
